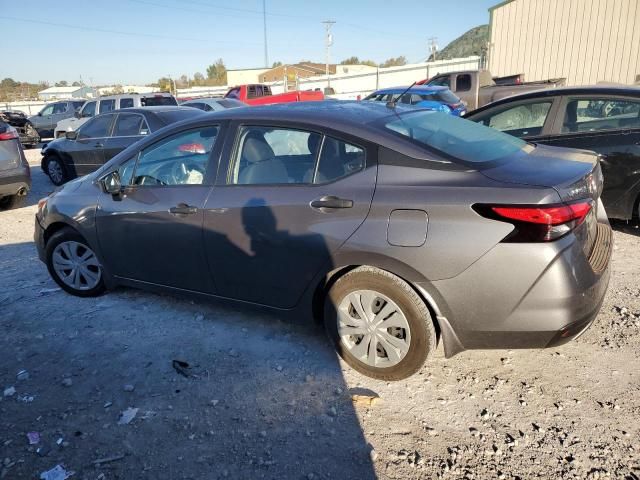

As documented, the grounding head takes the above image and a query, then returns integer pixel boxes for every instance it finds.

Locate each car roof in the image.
[373,86,449,94]
[108,106,195,114]
[97,92,173,100]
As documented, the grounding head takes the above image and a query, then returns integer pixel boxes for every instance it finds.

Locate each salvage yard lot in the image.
[1,150,639,479]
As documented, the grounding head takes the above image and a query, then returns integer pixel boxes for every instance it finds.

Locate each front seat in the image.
[238,132,288,184]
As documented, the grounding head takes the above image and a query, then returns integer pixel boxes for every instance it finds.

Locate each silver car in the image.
[34,102,612,380]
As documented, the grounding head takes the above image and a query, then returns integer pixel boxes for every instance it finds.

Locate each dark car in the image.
[181,97,246,112]
[41,106,204,185]
[465,85,640,220]
[0,110,40,148]
[29,100,86,139]
[34,102,612,380]
[0,121,31,210]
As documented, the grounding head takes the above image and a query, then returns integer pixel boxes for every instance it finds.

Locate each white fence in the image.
[270,56,482,98]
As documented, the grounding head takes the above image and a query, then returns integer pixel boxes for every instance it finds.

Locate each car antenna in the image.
[386,81,417,109]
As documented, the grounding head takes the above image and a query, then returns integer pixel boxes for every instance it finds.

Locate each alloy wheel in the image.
[47,159,64,184]
[337,289,411,368]
[52,241,102,291]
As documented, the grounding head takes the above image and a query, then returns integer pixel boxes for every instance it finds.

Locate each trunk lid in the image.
[480,144,603,204]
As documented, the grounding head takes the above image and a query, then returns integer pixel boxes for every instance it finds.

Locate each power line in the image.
[0,15,258,45]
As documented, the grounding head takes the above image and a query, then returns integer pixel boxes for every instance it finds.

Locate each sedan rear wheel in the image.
[45,228,105,297]
[324,267,436,380]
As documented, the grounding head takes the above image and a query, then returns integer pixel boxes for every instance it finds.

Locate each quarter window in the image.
[99,99,116,114]
[231,126,321,185]
[77,114,113,139]
[131,127,218,186]
[475,101,552,137]
[562,98,640,133]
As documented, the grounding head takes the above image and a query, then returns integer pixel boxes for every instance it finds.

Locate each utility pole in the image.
[263,0,269,68]
[322,20,335,90]
[428,37,438,62]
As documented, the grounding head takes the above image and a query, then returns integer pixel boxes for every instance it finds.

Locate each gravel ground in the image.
[1,150,639,480]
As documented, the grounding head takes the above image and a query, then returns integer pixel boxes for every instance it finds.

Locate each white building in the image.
[38,86,95,101]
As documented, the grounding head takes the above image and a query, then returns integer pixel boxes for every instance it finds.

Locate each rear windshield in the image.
[155,109,203,125]
[141,96,178,107]
[432,90,460,103]
[384,111,530,163]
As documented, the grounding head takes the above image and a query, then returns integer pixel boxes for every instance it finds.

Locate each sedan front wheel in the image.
[45,228,105,297]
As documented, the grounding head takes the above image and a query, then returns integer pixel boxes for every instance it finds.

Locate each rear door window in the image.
[52,103,68,114]
[99,99,116,113]
[562,98,640,133]
[314,137,365,184]
[473,101,553,137]
[141,96,177,106]
[455,74,472,92]
[119,98,134,109]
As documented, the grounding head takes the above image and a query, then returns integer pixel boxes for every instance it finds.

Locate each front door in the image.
[69,114,114,176]
[95,124,221,293]
[544,96,640,219]
[203,124,377,309]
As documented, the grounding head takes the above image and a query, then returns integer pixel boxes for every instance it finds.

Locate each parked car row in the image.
[0,120,30,210]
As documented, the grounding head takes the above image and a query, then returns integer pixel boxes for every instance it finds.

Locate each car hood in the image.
[57,117,85,131]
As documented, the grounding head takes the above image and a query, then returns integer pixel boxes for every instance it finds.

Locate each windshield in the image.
[141,96,178,107]
[384,111,531,163]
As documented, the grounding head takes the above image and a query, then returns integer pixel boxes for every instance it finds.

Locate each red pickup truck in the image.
[225,84,324,106]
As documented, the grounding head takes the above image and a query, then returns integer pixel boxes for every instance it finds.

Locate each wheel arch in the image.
[310,255,457,352]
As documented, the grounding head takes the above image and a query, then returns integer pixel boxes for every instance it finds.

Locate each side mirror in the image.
[37,112,42,116]
[101,171,122,195]
[74,110,81,119]
[65,130,78,140]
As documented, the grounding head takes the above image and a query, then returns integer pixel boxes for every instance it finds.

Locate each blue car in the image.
[363,86,467,116]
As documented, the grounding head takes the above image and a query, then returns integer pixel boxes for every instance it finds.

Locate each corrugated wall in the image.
[489,0,640,85]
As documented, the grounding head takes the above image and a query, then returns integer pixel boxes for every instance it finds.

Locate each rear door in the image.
[102,112,148,161]
[544,95,640,219]
[202,122,377,308]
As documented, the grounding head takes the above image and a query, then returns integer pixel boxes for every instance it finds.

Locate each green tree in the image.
[271,61,283,68]
[55,80,69,87]
[380,56,407,68]
[340,56,360,65]
[0,78,19,89]
[72,81,82,87]
[206,58,227,86]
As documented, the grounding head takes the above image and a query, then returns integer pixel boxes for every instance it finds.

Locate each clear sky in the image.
[1,0,497,86]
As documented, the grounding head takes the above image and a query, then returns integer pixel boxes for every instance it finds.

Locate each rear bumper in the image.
[422,219,612,356]
[0,165,31,197]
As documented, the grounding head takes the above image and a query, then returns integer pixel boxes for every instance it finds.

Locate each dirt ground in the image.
[1,150,639,480]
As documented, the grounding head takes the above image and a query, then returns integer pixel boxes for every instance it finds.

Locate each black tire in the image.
[0,194,25,210]
[45,227,106,297]
[324,266,437,381]
[45,154,68,186]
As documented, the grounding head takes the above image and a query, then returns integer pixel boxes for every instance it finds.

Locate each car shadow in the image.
[610,218,640,237]
[0,195,379,479]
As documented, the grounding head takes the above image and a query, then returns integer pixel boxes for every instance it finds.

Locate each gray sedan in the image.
[181,97,246,112]
[34,102,612,380]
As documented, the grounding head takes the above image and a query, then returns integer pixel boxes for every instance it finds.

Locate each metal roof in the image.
[38,86,88,94]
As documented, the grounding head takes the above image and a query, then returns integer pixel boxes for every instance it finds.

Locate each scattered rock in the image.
[328,406,338,417]
[61,378,72,388]
[39,464,72,480]
[3,386,15,397]
[16,370,29,381]
[123,384,135,392]
[118,407,139,425]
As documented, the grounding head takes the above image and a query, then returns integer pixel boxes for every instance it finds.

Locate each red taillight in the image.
[0,129,18,141]
[474,201,593,242]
